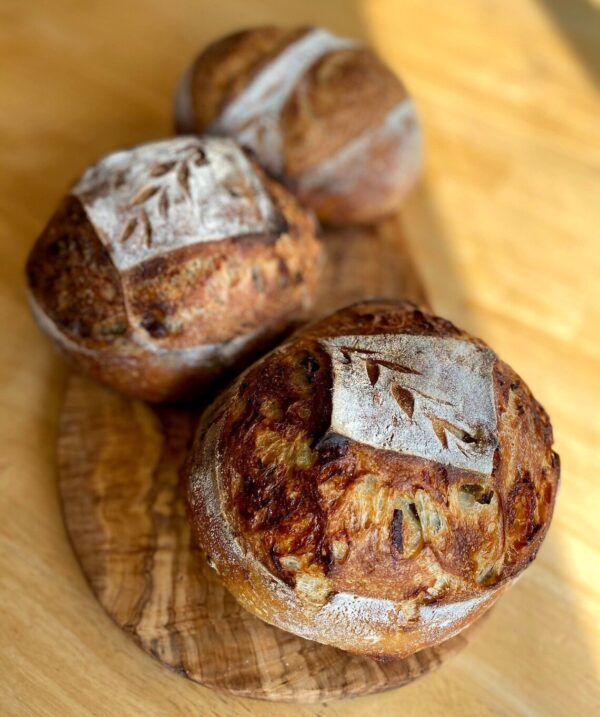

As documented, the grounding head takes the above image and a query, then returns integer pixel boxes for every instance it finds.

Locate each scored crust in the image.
[174,26,422,225]
[26,136,321,402]
[207,28,359,175]
[71,136,281,271]
[186,300,559,658]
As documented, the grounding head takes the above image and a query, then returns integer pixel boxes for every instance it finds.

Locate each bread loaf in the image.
[26,136,321,402]
[175,26,422,225]
[185,300,559,659]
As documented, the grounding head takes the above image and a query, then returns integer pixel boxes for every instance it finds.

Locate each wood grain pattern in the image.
[56,220,474,702]
[1,1,599,715]
[58,381,474,702]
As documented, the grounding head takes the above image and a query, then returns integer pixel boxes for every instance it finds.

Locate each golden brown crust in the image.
[26,138,322,403]
[280,47,407,176]
[120,163,320,349]
[186,300,559,657]
[295,105,421,226]
[175,26,422,225]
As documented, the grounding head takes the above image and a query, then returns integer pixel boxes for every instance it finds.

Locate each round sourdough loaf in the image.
[174,26,422,225]
[185,300,559,658]
[26,136,321,402]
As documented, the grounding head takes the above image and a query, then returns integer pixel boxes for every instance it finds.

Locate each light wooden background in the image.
[1,1,598,715]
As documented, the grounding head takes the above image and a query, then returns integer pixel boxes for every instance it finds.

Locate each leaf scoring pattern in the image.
[140,210,152,247]
[366,359,380,387]
[119,216,138,244]
[325,334,497,473]
[428,416,476,449]
[72,137,280,273]
[177,162,191,198]
[373,358,421,375]
[150,161,177,177]
[391,383,415,418]
[129,185,160,207]
[119,155,200,241]
[157,189,169,219]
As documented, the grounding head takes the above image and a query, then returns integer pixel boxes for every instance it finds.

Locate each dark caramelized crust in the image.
[186,300,559,657]
[493,363,559,572]
[26,196,129,347]
[220,341,335,584]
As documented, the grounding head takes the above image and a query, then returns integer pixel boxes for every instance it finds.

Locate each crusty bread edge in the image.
[27,288,271,402]
[186,376,509,659]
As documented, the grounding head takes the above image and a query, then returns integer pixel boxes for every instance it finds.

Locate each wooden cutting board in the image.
[57,217,480,702]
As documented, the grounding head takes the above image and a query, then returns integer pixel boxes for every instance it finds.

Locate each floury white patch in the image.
[210,28,358,174]
[322,334,498,474]
[73,137,278,271]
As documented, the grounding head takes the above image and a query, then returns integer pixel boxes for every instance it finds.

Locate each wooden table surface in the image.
[1,1,598,715]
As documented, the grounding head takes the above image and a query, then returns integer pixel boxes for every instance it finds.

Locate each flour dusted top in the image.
[72,137,278,271]
[322,334,498,474]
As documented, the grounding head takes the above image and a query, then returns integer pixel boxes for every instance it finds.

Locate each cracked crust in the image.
[185,300,559,658]
[174,26,422,225]
[26,137,321,402]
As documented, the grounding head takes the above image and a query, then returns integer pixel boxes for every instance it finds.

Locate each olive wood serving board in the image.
[58,217,480,702]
